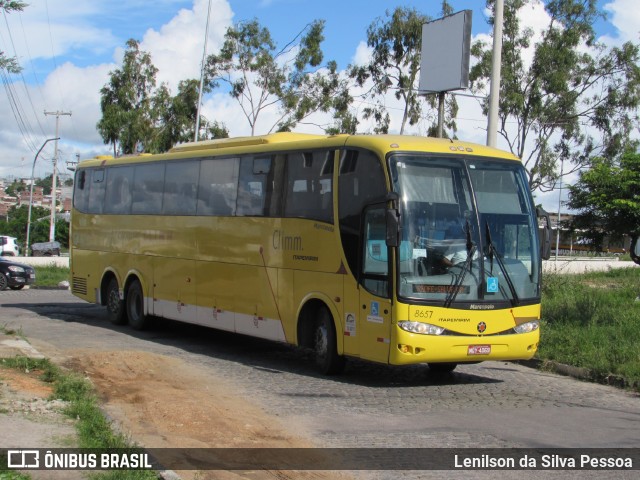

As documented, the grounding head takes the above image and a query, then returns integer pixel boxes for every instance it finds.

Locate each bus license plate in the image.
[468,345,491,355]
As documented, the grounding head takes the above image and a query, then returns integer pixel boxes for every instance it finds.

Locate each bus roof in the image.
[79,133,519,167]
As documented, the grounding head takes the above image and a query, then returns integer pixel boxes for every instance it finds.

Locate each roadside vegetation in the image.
[33,265,69,288]
[0,356,156,480]
[540,267,640,389]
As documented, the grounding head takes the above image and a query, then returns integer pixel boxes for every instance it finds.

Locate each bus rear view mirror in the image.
[631,236,640,266]
[537,207,552,260]
[386,209,399,247]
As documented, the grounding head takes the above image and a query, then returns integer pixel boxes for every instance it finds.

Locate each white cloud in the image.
[351,41,372,66]
[2,0,640,190]
[140,0,233,89]
[1,0,233,178]
[602,0,640,45]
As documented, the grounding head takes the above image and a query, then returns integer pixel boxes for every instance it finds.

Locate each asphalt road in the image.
[1,288,639,479]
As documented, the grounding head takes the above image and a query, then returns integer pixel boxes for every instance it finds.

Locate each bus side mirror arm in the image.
[630,235,640,266]
[537,207,552,260]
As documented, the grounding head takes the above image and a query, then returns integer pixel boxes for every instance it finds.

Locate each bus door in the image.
[357,204,393,363]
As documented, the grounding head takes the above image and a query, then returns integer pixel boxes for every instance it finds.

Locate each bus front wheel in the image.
[314,309,345,375]
[106,278,126,325]
[126,280,149,330]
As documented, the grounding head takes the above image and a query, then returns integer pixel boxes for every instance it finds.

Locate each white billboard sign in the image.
[419,10,472,93]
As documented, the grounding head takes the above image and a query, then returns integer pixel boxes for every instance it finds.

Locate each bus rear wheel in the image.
[106,277,126,325]
[126,280,149,330]
[314,308,345,375]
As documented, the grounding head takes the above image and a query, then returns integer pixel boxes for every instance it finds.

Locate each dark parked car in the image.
[0,257,36,291]
[31,241,61,256]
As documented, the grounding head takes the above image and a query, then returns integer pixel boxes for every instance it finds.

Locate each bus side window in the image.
[284,150,334,223]
[104,166,134,215]
[197,157,239,216]
[132,163,165,215]
[164,160,199,215]
[74,169,90,213]
[338,149,388,276]
[87,168,106,214]
[237,156,271,216]
[362,206,389,297]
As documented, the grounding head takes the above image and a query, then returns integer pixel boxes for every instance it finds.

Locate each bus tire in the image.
[314,308,345,375]
[106,277,126,325]
[126,280,149,330]
[428,362,457,374]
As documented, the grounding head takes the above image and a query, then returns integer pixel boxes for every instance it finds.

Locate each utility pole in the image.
[486,0,504,147]
[44,110,72,243]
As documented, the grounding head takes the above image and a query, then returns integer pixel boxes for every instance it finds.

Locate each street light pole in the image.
[25,137,59,256]
[194,0,213,142]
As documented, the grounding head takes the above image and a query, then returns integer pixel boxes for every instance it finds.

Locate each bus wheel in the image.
[106,278,126,325]
[314,308,345,375]
[126,280,148,330]
[428,362,457,374]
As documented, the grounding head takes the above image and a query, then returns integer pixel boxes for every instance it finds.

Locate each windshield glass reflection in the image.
[390,155,540,305]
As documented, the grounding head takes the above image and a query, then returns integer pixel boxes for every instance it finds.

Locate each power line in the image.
[2,8,46,136]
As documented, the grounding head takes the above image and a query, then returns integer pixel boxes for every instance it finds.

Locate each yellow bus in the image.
[70,133,551,374]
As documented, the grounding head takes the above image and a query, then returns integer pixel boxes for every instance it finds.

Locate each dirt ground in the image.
[1,347,348,480]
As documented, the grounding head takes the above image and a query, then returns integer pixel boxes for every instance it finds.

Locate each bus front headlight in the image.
[513,321,539,334]
[398,321,445,335]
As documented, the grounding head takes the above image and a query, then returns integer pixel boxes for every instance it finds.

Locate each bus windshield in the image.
[390,155,540,305]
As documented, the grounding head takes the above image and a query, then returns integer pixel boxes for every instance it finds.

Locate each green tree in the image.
[203,120,230,140]
[150,79,197,153]
[566,152,640,243]
[350,6,427,134]
[349,3,458,136]
[0,205,70,250]
[470,0,640,192]
[149,79,229,152]
[0,1,26,73]
[205,18,347,135]
[97,39,158,156]
[35,175,53,196]
[4,179,26,197]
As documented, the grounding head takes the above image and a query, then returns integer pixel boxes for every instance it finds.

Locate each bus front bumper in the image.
[389,327,540,366]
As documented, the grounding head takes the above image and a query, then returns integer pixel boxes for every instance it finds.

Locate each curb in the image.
[517,359,638,391]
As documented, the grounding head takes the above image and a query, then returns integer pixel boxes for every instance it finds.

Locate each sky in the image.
[1,0,638,211]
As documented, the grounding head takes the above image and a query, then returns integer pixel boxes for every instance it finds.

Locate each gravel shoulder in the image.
[0,333,349,480]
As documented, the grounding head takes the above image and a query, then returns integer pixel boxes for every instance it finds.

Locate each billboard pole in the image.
[486,0,504,147]
[437,92,445,138]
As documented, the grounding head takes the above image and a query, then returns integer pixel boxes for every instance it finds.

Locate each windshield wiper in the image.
[485,220,520,306]
[445,220,475,308]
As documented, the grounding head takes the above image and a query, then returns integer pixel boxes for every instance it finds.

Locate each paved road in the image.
[1,289,639,478]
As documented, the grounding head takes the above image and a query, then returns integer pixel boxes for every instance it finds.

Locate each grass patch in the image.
[0,324,25,339]
[0,356,157,480]
[33,266,69,288]
[0,471,31,479]
[540,267,640,388]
